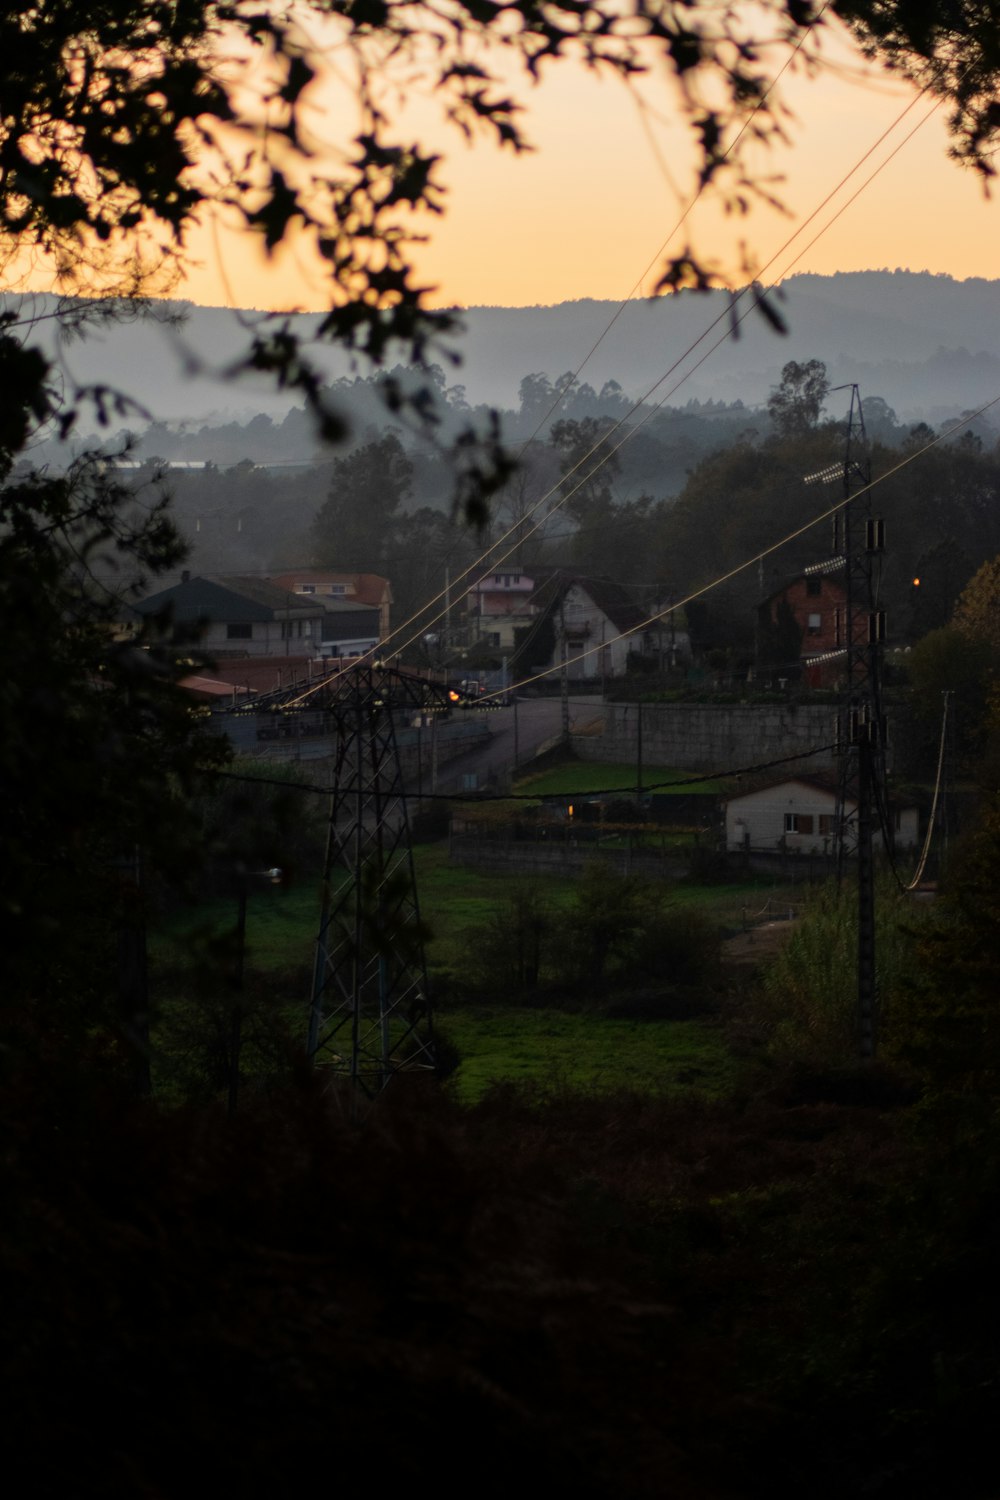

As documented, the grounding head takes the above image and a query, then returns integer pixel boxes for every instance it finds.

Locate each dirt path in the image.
[720,918,799,968]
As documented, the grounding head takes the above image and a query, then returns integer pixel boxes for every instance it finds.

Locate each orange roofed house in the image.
[269,571,392,643]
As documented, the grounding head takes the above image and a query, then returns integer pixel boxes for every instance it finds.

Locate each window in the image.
[818,814,835,837]
[807,612,821,635]
[226,622,252,640]
[327,584,347,596]
[806,576,822,596]
[297,584,316,594]
[784,813,814,835]
[834,607,843,646]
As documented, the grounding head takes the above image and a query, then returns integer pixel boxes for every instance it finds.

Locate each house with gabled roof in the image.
[135,573,328,658]
[724,772,918,855]
[512,572,665,681]
[269,570,392,641]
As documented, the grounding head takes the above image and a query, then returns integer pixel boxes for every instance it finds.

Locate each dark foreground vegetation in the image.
[6,1011,1000,1500]
[8,792,1000,1499]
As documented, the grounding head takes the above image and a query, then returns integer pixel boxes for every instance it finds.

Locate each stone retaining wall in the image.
[574,702,839,773]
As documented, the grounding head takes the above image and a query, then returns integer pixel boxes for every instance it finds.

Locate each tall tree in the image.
[0,325,229,1061]
[310,433,413,570]
[767,360,831,438]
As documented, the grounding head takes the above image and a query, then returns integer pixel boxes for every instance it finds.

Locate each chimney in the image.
[181,569,190,583]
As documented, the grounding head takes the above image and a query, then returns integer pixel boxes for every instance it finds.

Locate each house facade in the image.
[315,599,380,656]
[758,566,849,680]
[466,567,538,650]
[515,574,662,681]
[725,776,918,855]
[270,571,392,640]
[135,575,327,657]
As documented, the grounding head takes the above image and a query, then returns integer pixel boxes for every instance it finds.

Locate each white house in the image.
[724,776,919,855]
[515,573,665,681]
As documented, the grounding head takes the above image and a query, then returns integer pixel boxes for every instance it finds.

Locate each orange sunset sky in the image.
[174,14,999,315]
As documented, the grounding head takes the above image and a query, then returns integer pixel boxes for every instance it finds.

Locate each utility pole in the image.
[444,565,451,656]
[856,735,877,1061]
[559,594,570,746]
[227,665,478,1098]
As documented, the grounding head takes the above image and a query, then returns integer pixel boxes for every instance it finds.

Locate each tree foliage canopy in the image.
[767,359,831,438]
[311,431,413,569]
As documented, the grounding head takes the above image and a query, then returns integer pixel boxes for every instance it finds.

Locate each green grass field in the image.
[154,847,792,987]
[151,810,793,1105]
[512,759,731,797]
[437,1006,737,1103]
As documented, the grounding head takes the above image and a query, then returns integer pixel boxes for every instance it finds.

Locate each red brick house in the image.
[758,565,848,683]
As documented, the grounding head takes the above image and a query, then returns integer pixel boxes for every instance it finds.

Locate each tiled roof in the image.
[136,575,322,623]
[270,570,392,607]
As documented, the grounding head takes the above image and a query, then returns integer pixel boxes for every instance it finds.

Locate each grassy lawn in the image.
[438,1007,737,1103]
[412,843,579,973]
[513,759,731,797]
[153,852,796,982]
[152,884,319,976]
[149,836,796,1108]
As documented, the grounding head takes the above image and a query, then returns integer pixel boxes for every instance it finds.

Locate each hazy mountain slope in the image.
[456,272,1000,418]
[8,271,1000,436]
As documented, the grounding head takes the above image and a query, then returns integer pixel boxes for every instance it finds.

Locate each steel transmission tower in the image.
[806,386,888,1059]
[233,662,461,1094]
[306,664,460,1093]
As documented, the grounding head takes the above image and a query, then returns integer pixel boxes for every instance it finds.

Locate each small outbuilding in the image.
[724,774,918,855]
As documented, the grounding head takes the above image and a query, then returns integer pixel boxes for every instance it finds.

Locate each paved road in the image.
[436,694,604,792]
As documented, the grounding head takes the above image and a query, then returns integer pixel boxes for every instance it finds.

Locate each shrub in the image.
[752,874,925,1071]
[466,880,557,998]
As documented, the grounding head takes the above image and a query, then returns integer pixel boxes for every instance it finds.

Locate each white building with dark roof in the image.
[724,775,918,855]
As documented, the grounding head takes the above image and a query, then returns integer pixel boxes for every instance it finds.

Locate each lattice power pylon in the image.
[227,661,464,1094]
[806,386,889,1059]
[296,663,459,1094]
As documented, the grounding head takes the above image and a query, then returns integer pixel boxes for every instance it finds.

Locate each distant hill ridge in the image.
[8,270,1000,430]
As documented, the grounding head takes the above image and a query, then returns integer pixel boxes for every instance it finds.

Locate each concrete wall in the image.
[574,701,840,774]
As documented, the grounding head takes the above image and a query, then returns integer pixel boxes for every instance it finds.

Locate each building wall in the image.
[200,617,323,657]
[475,612,535,651]
[726,783,842,853]
[575,702,841,772]
[559,585,630,679]
[763,575,848,658]
[725,783,919,853]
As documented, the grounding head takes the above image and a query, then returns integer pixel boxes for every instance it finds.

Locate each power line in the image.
[206,738,839,803]
[180,59,957,724]
[480,390,1000,703]
[344,67,944,681]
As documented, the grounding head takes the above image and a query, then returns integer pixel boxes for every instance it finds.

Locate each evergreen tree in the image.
[310,433,413,570]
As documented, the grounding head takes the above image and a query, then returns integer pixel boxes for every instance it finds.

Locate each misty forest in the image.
[6,4,1000,1499]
